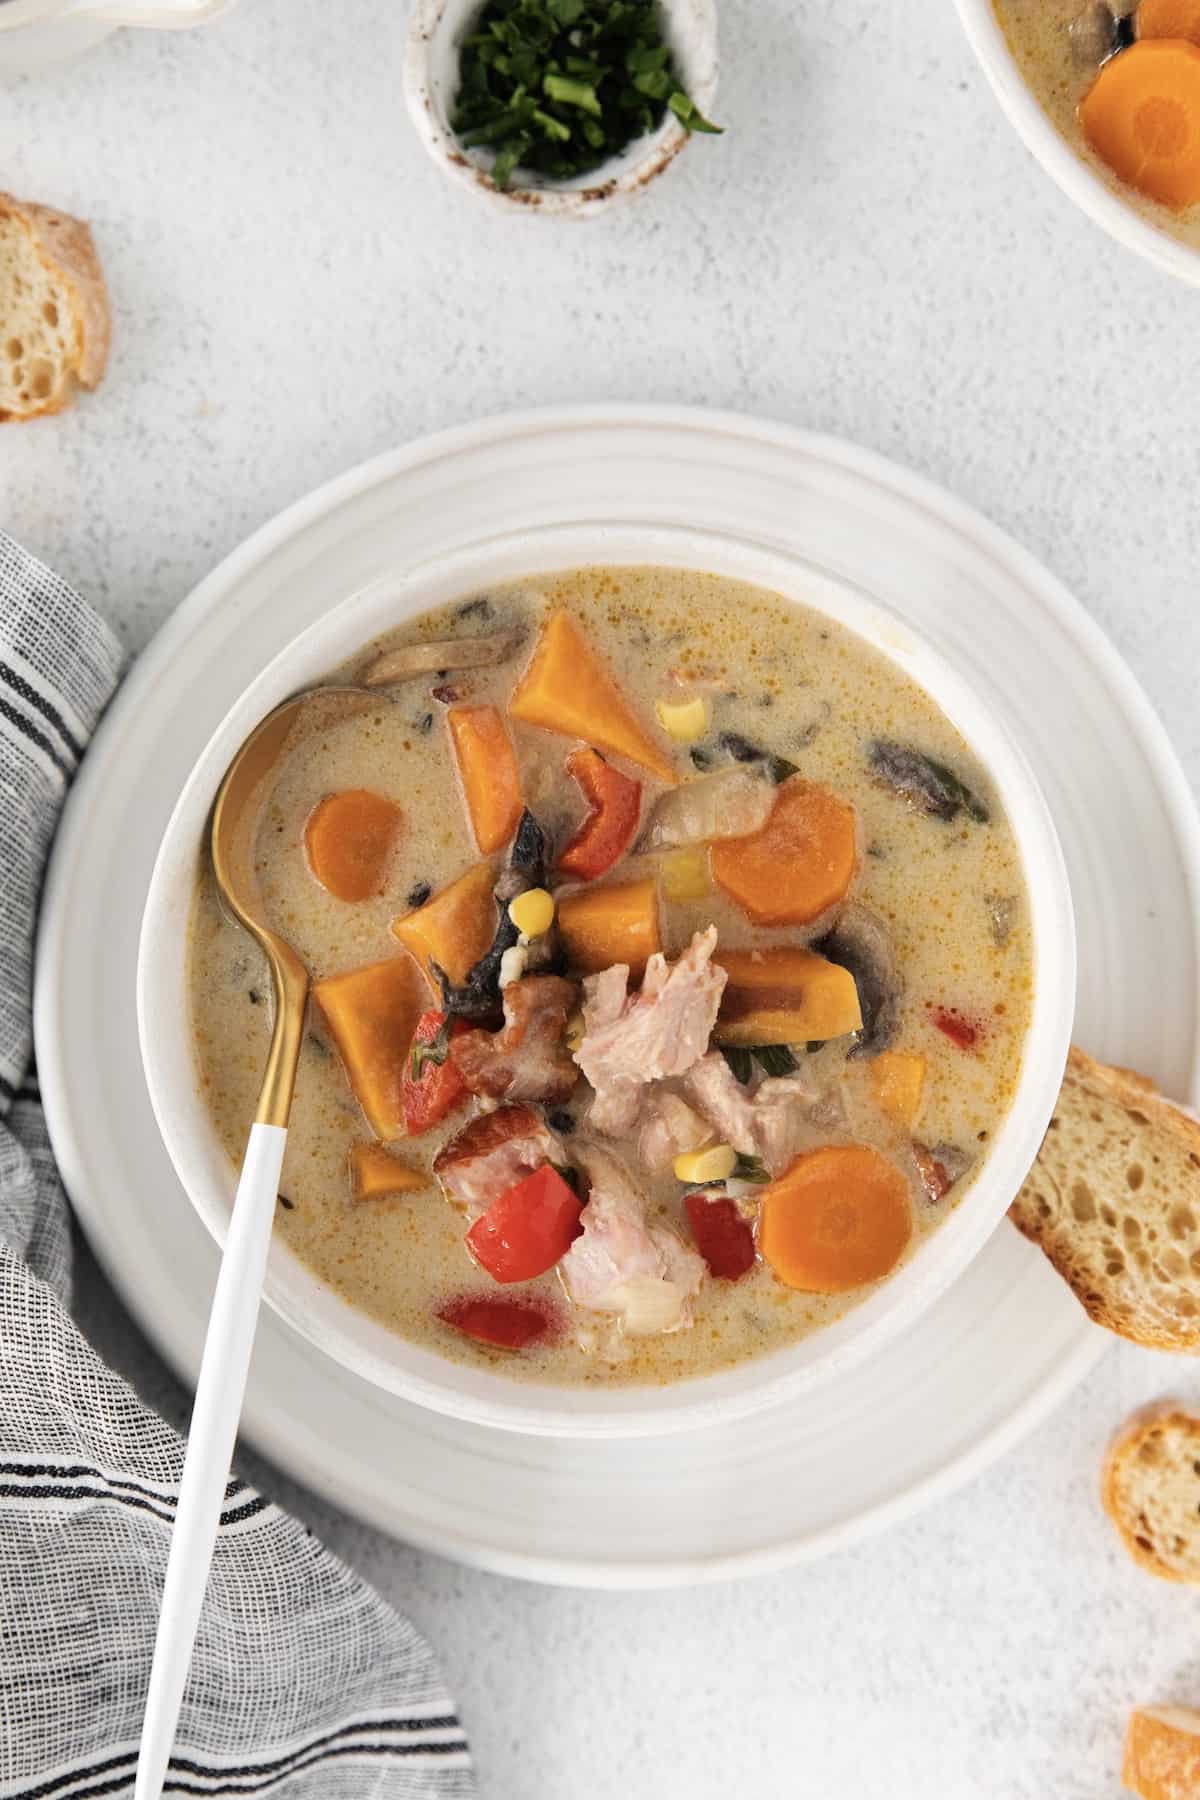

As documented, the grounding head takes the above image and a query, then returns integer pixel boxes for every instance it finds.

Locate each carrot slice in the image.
[557,876,661,977]
[391,860,497,990]
[1139,0,1200,46]
[448,705,523,854]
[710,778,858,926]
[759,1145,912,1293]
[1080,40,1200,209]
[304,789,402,902]
[508,609,677,783]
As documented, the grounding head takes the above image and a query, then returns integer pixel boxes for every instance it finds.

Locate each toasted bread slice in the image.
[1009,1047,1200,1351]
[0,192,109,422]
[1124,1706,1200,1798]
[1103,1405,1200,1584]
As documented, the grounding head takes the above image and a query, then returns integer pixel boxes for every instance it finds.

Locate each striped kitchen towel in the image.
[0,530,473,1799]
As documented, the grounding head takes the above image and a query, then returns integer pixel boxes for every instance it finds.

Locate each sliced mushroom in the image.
[360,631,520,687]
[815,903,901,1058]
[436,810,556,1023]
[637,767,775,850]
[868,740,990,825]
[1069,1,1117,66]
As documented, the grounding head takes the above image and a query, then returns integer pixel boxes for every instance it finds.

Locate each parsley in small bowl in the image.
[405,0,720,215]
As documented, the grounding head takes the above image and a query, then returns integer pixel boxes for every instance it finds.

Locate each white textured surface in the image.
[4,3,1200,1797]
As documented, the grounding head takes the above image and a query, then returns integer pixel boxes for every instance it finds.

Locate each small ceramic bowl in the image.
[138,522,1076,1440]
[403,0,719,216]
[952,0,1200,287]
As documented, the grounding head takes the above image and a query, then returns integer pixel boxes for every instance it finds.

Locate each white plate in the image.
[34,406,1200,1587]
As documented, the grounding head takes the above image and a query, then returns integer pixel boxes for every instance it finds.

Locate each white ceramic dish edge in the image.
[404,0,718,216]
[137,513,1076,1440]
[952,0,1200,288]
[37,404,1200,1584]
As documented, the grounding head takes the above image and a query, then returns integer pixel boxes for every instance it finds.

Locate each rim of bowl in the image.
[403,0,719,217]
[952,0,1200,287]
[138,522,1075,1439]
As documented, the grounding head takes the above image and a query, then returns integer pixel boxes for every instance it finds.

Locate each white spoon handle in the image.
[134,1121,287,1800]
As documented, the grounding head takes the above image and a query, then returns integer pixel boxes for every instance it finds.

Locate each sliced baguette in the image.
[0,192,109,422]
[1009,1047,1200,1351]
[1103,1405,1200,1584]
[1124,1706,1200,1799]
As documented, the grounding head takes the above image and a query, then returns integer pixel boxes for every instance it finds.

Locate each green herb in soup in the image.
[994,1,1200,228]
[451,0,721,192]
[188,566,1033,1388]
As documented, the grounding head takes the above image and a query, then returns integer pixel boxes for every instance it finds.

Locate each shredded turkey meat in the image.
[637,1091,713,1175]
[684,1056,843,1176]
[450,974,579,1104]
[433,1103,563,1219]
[682,1053,758,1156]
[575,927,726,1137]
[559,1144,705,1336]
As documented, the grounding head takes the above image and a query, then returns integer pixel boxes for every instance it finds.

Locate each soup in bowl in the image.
[955,0,1200,284]
[139,528,1074,1436]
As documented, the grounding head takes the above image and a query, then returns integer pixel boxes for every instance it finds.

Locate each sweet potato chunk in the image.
[448,705,523,854]
[508,609,676,784]
[557,877,661,977]
[313,956,425,1140]
[391,859,496,989]
[349,1142,428,1201]
[868,1051,926,1130]
[712,947,863,1046]
[304,789,403,902]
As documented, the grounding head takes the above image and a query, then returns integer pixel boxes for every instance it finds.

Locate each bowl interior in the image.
[404,0,719,211]
[138,522,1075,1437]
[952,0,1200,287]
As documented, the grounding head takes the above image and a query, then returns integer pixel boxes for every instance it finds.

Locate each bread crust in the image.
[1124,1705,1200,1800]
[1009,1047,1200,1351]
[1102,1404,1200,1584]
[0,191,110,420]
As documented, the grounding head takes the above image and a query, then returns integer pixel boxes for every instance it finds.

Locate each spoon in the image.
[134,686,377,1799]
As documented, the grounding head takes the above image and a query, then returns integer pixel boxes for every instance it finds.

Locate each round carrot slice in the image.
[304,789,403,902]
[1139,0,1200,47]
[710,778,858,926]
[1080,40,1200,211]
[759,1145,913,1293]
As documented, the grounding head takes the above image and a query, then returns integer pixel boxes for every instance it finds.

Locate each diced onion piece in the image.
[497,945,528,989]
[674,1143,737,1184]
[639,767,775,850]
[608,1275,690,1336]
[655,694,710,742]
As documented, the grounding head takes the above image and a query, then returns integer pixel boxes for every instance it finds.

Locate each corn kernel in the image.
[508,887,555,938]
[660,844,712,903]
[655,694,710,743]
[674,1143,737,1184]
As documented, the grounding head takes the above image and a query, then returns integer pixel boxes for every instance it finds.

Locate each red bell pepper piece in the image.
[436,1294,557,1349]
[557,748,642,881]
[465,1163,583,1284]
[402,1009,469,1135]
[929,1005,982,1052]
[685,1191,756,1280]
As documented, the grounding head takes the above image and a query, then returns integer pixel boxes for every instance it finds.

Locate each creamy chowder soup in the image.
[189,567,1033,1387]
[995,1,1200,243]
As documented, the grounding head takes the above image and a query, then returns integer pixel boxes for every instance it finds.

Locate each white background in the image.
[5,3,1200,1796]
